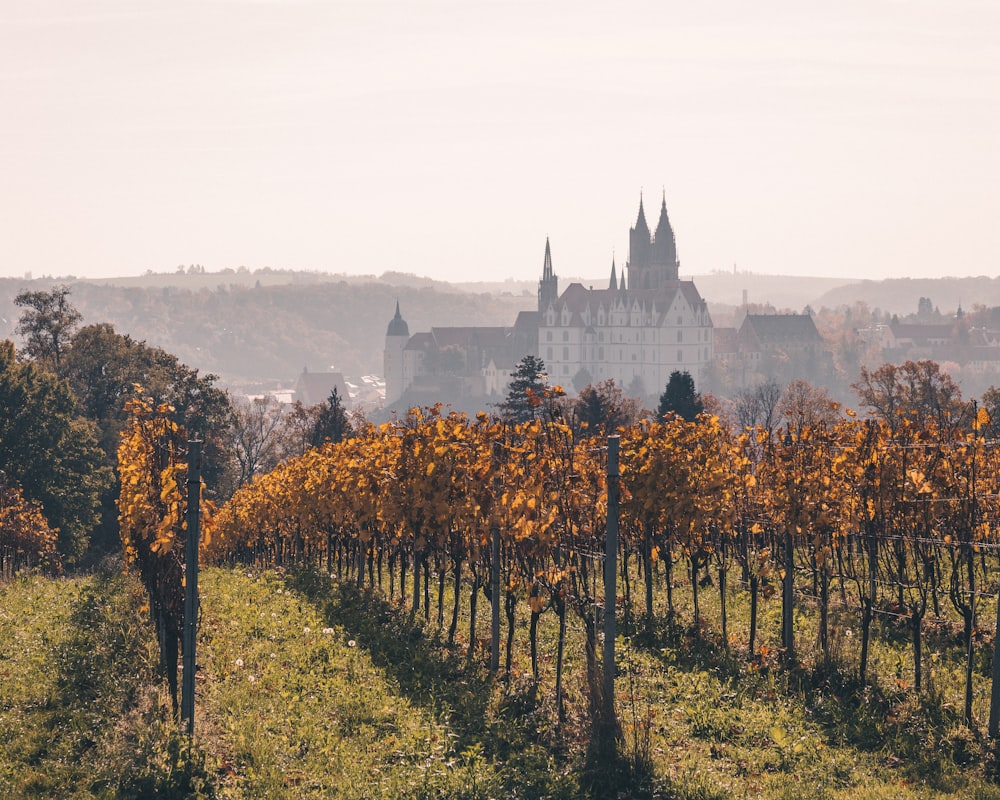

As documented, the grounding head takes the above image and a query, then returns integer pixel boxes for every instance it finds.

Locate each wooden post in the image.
[490,441,502,673]
[181,440,202,736]
[603,436,620,725]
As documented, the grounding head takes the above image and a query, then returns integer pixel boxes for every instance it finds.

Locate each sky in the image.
[1,1,998,284]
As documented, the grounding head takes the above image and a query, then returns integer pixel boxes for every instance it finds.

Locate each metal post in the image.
[603,436,620,722]
[181,440,202,736]
[490,441,502,673]
[990,586,1000,738]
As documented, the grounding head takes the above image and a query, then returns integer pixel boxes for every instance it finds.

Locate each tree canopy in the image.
[572,379,640,438]
[14,285,81,370]
[0,340,109,560]
[657,370,704,422]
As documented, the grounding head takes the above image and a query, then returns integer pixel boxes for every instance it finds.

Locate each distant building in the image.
[537,195,714,396]
[383,315,534,410]
[384,193,715,408]
[724,312,831,386]
[293,367,350,407]
[737,313,825,363]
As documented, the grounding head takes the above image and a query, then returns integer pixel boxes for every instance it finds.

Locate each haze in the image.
[2,1,998,283]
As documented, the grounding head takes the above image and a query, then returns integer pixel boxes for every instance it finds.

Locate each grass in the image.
[5,559,1000,798]
[0,562,212,798]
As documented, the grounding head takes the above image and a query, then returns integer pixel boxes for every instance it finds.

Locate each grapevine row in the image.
[207,403,1000,728]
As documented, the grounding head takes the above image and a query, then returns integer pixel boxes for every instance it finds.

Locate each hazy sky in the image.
[2,1,998,284]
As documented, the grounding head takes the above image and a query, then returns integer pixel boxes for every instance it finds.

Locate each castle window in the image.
[599,347,604,360]
[563,347,569,360]
[677,350,683,362]
[563,330,569,342]
[677,316,682,325]
[547,347,553,360]
[546,331,552,342]
[677,330,683,343]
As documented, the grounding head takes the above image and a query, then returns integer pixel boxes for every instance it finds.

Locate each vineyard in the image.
[192,394,1000,739]
[64,381,1000,797]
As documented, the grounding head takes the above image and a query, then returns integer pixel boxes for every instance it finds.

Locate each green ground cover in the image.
[4,563,1000,799]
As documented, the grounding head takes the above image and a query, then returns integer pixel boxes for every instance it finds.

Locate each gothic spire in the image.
[655,192,673,240]
[608,257,617,290]
[634,193,649,235]
[538,237,558,312]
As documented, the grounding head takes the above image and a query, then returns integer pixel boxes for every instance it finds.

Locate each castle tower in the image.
[384,300,409,406]
[608,257,618,290]
[537,238,559,312]
[627,194,652,291]
[651,193,679,282]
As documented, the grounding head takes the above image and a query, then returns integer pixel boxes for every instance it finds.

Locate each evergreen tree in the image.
[311,387,352,446]
[573,379,640,438]
[499,355,549,423]
[657,370,703,422]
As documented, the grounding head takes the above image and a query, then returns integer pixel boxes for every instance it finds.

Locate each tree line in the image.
[0,286,352,576]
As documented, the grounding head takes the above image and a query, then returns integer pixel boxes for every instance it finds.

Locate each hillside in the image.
[813,276,1000,317]
[3,269,997,392]
[0,275,534,388]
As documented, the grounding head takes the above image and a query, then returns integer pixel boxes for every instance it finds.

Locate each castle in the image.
[384,195,714,408]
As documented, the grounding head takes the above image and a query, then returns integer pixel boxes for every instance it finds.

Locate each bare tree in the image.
[854,360,968,433]
[229,395,284,487]
[780,379,840,430]
[733,379,783,434]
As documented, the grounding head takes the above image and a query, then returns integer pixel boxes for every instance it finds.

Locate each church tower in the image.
[651,193,679,282]
[384,301,409,406]
[627,195,651,290]
[537,238,559,312]
[628,192,679,291]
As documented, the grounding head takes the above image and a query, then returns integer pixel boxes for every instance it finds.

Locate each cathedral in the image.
[384,194,714,408]
[537,194,714,398]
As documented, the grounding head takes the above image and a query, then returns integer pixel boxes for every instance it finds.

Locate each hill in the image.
[0,273,534,389]
[813,275,1000,316]
[3,268,998,393]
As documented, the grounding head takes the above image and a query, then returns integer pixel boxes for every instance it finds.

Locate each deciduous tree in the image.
[0,340,108,560]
